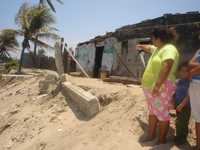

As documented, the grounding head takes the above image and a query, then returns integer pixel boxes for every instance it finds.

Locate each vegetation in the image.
[34,0,63,66]
[1,0,62,73]
[39,0,63,12]
[14,3,59,73]
[0,29,19,62]
[5,59,19,73]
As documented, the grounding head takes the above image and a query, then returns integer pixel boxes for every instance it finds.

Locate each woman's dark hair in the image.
[178,61,189,71]
[151,28,176,44]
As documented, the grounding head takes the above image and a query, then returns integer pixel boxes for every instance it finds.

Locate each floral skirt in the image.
[143,80,176,121]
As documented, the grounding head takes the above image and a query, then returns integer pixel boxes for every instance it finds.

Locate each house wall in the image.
[127,39,146,78]
[113,39,141,77]
[114,41,128,75]
[76,43,96,75]
[75,37,147,78]
[111,39,149,78]
[127,39,138,76]
[102,37,120,72]
[112,39,122,73]
[75,37,121,76]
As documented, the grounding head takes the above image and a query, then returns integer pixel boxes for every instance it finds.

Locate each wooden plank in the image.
[103,76,141,85]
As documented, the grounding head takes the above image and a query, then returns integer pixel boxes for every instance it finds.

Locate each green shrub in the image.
[5,60,19,73]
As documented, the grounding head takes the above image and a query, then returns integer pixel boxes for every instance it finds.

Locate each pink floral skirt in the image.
[143,80,176,121]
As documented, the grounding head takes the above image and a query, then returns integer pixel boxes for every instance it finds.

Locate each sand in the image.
[0,72,196,150]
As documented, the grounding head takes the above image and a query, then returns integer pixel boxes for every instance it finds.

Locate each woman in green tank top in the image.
[137,28,179,144]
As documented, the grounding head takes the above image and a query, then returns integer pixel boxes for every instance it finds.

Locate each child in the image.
[174,62,191,145]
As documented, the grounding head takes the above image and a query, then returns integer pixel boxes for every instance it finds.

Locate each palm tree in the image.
[0,29,19,62]
[33,0,63,66]
[39,0,63,12]
[15,3,59,73]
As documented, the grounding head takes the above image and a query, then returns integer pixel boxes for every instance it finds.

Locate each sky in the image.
[0,0,200,49]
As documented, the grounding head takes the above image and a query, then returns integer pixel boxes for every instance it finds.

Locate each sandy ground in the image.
[0,72,196,150]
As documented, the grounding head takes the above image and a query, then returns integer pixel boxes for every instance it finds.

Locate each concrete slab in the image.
[1,74,34,80]
[62,82,100,118]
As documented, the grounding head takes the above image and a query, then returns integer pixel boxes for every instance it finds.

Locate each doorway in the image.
[93,46,104,78]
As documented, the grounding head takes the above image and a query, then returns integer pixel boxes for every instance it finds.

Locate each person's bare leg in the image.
[196,122,200,150]
[143,115,158,142]
[158,121,169,144]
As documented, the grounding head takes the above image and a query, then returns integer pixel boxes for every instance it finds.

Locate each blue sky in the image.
[0,0,200,48]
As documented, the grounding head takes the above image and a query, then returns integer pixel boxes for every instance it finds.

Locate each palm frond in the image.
[0,51,10,60]
[28,6,55,34]
[30,37,55,50]
[15,3,55,35]
[15,3,30,30]
[6,47,20,52]
[55,0,63,4]
[49,27,59,31]
[40,26,59,32]
[0,29,19,49]
[39,0,63,12]
[46,0,56,12]
[1,29,17,34]
[1,29,23,37]
[5,51,11,58]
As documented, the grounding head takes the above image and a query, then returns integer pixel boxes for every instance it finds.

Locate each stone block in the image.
[62,82,100,118]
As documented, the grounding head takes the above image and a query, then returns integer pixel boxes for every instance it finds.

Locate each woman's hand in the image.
[136,44,154,53]
[189,52,199,68]
[152,85,160,96]
[176,95,189,112]
[152,60,174,97]
[190,65,200,77]
[176,103,184,112]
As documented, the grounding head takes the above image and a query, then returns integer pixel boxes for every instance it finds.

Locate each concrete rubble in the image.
[62,82,100,117]
[39,73,59,95]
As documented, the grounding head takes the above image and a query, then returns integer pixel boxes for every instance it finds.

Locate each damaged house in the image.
[75,12,200,78]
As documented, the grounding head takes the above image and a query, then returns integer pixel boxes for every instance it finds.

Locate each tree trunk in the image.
[18,39,28,74]
[33,36,38,67]
[18,47,25,74]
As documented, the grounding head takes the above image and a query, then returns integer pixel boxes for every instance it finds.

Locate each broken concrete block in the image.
[62,82,100,118]
[39,74,59,94]
[39,80,57,94]
[1,74,33,80]
[45,74,58,82]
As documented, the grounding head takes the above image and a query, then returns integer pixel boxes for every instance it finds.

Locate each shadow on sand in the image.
[136,117,192,150]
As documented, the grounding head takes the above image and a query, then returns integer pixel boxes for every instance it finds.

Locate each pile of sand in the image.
[0,72,196,150]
